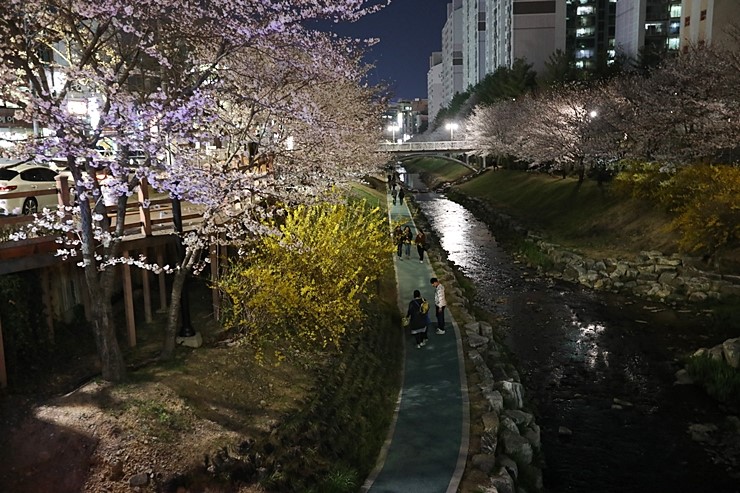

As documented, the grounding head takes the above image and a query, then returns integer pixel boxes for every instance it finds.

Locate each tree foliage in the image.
[0,0,388,379]
[475,58,537,106]
[218,200,393,361]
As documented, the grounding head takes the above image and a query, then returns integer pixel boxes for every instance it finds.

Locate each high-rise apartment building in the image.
[565,0,617,71]
[680,0,740,51]
[615,0,681,62]
[442,0,465,105]
[463,0,488,89]
[513,0,566,72]
[486,0,513,71]
[427,52,444,124]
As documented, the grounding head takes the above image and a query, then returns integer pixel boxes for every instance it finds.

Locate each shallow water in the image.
[412,183,739,493]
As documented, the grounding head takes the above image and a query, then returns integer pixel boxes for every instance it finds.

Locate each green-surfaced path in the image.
[362,187,469,493]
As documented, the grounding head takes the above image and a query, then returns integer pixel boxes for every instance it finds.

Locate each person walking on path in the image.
[398,187,405,205]
[430,277,447,334]
[394,225,404,259]
[415,228,427,263]
[391,188,398,205]
[406,289,429,348]
[402,225,413,259]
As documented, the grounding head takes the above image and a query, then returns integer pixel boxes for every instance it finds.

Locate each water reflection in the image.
[411,179,739,492]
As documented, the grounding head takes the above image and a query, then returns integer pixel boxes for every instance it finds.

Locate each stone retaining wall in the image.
[453,194,740,306]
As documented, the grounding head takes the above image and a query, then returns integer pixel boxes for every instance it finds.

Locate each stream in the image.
[406,173,740,493]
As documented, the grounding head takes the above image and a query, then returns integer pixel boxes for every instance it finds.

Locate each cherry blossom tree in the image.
[607,45,739,165]
[509,85,607,182]
[149,35,387,359]
[0,0,387,381]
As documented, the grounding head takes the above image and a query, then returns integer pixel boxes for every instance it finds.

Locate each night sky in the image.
[327,0,449,101]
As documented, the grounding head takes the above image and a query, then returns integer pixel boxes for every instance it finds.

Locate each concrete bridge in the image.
[377,141,475,154]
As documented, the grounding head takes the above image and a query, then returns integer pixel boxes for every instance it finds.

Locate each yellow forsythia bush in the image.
[667,164,740,256]
[218,200,394,361]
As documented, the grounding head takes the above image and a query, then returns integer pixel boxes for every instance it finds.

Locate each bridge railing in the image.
[378,141,473,153]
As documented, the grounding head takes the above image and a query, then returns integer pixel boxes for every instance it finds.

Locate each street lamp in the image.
[387,124,399,143]
[589,110,598,119]
[445,122,459,140]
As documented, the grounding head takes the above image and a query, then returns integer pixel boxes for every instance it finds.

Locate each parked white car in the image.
[0,162,59,215]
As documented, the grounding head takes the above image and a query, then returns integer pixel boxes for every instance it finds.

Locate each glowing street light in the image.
[445,122,459,140]
[589,110,598,119]
[387,124,400,143]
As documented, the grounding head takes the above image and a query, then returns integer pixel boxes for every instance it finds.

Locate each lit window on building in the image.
[577,6,594,15]
[576,27,595,37]
[670,5,681,18]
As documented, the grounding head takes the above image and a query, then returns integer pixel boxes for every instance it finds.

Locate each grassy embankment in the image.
[404,156,682,261]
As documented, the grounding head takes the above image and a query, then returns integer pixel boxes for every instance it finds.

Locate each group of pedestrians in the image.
[388,172,447,348]
[394,225,427,261]
[388,172,405,206]
[405,277,447,349]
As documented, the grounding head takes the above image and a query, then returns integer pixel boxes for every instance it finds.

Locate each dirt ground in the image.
[0,306,315,493]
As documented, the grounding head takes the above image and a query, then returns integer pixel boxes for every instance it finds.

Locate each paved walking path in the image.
[362,190,469,493]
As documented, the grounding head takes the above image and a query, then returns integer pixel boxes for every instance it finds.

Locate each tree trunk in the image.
[88,292,127,382]
[71,155,127,382]
[577,157,586,184]
[160,247,199,360]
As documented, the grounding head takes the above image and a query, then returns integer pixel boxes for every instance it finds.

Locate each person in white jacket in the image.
[430,277,447,334]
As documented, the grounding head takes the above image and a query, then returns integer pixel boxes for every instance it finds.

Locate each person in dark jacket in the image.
[406,289,429,348]
[415,228,427,263]
[398,187,405,205]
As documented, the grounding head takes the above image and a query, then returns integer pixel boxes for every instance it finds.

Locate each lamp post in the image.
[387,124,399,143]
[445,122,459,141]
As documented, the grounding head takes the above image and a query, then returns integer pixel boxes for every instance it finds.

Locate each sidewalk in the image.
[363,190,468,493]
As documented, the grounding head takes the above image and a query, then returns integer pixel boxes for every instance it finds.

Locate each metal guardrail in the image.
[377,141,474,153]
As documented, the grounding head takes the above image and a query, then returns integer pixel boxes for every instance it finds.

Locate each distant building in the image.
[680,0,740,51]
[615,0,682,63]
[427,52,444,124]
[382,99,428,142]
[463,0,488,89]
[512,0,566,73]
[565,0,616,71]
[442,0,465,106]
[425,0,737,119]
[486,0,513,70]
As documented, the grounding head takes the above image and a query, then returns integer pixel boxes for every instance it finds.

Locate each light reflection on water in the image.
[570,312,608,370]
[410,179,739,492]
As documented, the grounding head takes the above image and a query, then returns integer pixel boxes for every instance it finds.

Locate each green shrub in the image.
[517,239,555,271]
[685,354,740,408]
[613,159,671,201]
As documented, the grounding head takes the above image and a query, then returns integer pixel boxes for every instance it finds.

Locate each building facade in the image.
[615,0,682,62]
[427,52,444,125]
[513,0,566,72]
[442,0,465,107]
[680,0,740,51]
[463,0,488,90]
[486,0,513,71]
[565,0,616,71]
